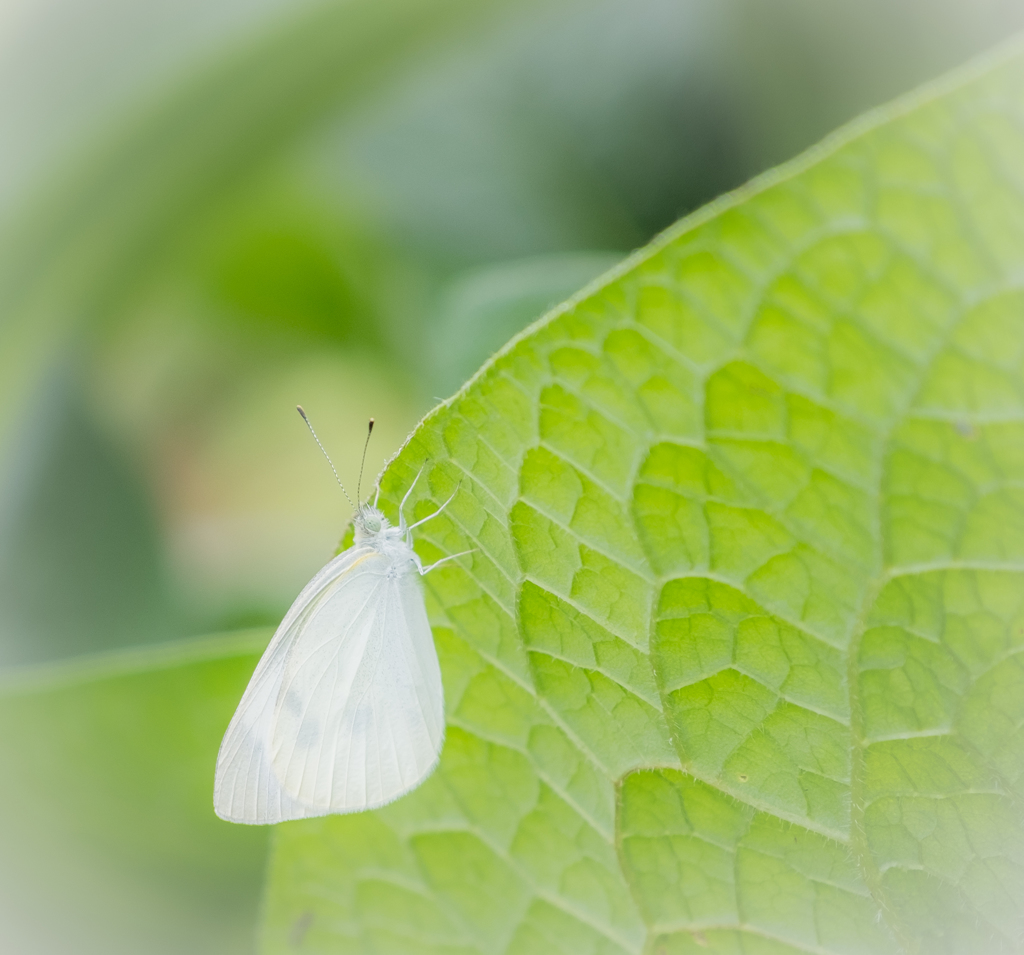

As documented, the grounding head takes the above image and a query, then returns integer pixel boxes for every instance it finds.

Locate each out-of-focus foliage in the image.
[0,631,270,955]
[0,0,514,663]
[1,0,1023,953]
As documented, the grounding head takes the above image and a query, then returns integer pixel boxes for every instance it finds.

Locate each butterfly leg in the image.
[419,549,475,575]
[397,465,425,532]
[403,485,460,544]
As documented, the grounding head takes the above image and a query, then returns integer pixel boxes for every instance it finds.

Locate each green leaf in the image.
[0,630,271,955]
[262,43,1024,954]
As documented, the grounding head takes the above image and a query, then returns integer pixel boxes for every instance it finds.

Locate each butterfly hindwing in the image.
[212,545,376,824]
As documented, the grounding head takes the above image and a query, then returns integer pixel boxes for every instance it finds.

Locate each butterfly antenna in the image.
[297,406,354,510]
[357,418,374,504]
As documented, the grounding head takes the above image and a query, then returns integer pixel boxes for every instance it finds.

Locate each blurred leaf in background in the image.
[0,632,270,955]
[1,0,1024,953]
[0,387,179,664]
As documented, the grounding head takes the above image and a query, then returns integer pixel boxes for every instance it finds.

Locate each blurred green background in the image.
[0,0,1021,951]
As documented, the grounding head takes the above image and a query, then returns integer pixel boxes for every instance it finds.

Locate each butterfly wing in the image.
[269,549,445,813]
[213,544,376,824]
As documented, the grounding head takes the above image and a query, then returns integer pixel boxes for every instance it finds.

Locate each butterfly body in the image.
[214,502,447,825]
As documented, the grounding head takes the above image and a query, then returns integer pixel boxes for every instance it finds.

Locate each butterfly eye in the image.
[364,516,381,532]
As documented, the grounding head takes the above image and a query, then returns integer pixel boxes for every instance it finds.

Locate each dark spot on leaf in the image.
[738,773,748,782]
[289,910,314,948]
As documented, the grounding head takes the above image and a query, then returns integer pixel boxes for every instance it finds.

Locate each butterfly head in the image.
[353,504,396,544]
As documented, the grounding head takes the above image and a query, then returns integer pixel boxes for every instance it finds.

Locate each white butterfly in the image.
[214,412,461,825]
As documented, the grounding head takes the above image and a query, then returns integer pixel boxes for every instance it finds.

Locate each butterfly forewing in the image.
[269,543,444,812]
